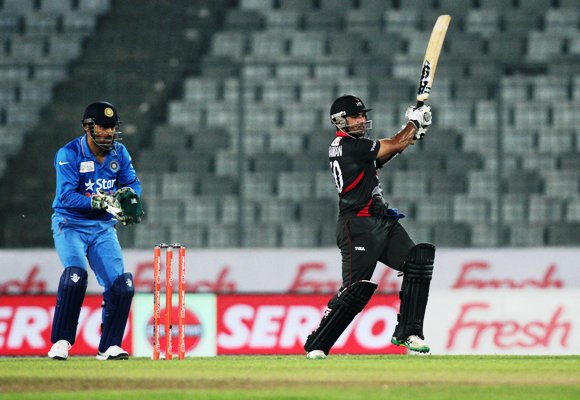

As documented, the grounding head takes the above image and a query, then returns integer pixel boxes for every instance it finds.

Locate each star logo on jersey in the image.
[85,179,95,192]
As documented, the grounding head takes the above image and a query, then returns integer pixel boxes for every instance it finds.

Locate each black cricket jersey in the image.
[328,131,385,217]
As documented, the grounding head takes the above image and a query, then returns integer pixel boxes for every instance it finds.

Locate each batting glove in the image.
[405,105,432,129]
[414,126,429,141]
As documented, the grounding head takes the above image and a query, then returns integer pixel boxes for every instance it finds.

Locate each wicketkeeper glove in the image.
[91,190,118,210]
[405,105,432,130]
[112,187,144,225]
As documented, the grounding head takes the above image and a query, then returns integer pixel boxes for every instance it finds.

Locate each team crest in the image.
[104,107,114,117]
[109,160,119,172]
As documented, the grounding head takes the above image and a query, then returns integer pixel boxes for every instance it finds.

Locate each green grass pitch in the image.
[1,355,579,399]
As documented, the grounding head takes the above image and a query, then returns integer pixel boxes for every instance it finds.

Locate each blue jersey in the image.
[52,135,141,221]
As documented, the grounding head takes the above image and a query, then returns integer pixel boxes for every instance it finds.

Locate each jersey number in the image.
[330,161,343,193]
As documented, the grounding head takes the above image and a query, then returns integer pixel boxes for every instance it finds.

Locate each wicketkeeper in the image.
[48,101,144,360]
[304,95,435,359]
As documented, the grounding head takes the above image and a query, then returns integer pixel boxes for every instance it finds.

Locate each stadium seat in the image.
[281,223,320,247]
[528,196,565,223]
[432,222,471,247]
[546,224,580,246]
[414,196,454,223]
[259,198,299,223]
[501,194,528,222]
[242,172,277,200]
[242,224,280,247]
[169,224,207,248]
[507,223,546,246]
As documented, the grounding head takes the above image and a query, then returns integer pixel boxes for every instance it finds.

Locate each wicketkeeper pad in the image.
[51,267,88,345]
[99,272,134,353]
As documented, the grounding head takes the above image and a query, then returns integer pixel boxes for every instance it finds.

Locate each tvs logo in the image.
[146,306,203,355]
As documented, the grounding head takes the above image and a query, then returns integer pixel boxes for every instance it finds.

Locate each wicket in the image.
[153,243,186,360]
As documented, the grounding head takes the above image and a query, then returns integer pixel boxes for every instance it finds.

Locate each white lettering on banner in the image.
[218,304,398,351]
[279,306,322,348]
[447,303,571,350]
[354,306,398,349]
[452,262,564,289]
[0,307,11,347]
[250,306,285,348]
[7,307,49,348]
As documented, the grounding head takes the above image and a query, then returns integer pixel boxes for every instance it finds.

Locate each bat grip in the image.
[416,100,424,108]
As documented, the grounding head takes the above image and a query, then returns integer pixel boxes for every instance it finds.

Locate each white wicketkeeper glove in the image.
[405,105,432,130]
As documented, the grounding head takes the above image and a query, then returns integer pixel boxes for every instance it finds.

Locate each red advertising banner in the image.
[217,294,406,355]
[0,295,132,356]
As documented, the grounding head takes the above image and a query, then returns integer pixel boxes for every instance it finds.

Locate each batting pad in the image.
[304,280,378,355]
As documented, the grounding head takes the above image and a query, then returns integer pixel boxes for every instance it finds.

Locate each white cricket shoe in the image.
[391,335,430,353]
[96,345,129,361]
[306,350,327,359]
[48,340,71,360]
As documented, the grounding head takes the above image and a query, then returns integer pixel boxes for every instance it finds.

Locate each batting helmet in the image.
[330,95,372,137]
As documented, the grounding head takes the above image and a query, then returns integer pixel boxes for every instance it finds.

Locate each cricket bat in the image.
[416,14,452,107]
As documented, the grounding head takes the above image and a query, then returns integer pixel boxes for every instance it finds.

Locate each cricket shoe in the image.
[391,335,430,353]
[306,350,327,360]
[48,340,71,360]
[96,345,129,361]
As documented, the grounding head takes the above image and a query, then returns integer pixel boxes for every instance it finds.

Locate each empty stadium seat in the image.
[529,196,564,223]
[546,224,580,246]
[414,196,454,223]
[259,198,298,223]
[281,223,320,247]
[507,223,546,246]
[432,222,471,247]
[243,224,280,247]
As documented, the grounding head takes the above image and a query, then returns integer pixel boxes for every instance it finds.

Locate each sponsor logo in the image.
[354,246,366,251]
[447,302,572,350]
[146,307,203,354]
[85,178,117,193]
[452,262,564,289]
[80,161,95,173]
[370,141,377,152]
[58,161,69,166]
[70,273,81,283]
[217,295,404,354]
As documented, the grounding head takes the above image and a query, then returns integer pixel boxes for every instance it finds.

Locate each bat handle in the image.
[416,100,424,108]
